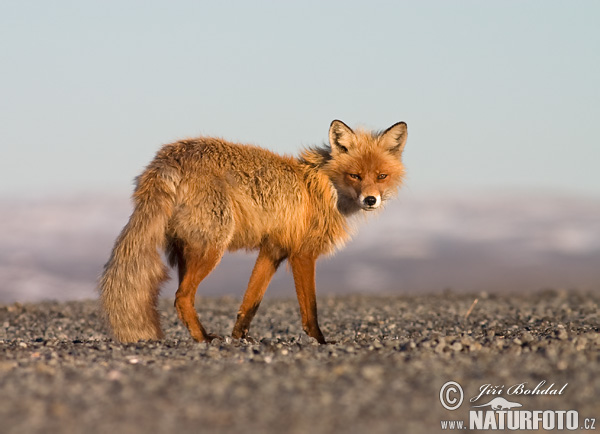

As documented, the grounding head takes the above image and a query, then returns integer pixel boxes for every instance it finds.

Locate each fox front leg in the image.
[289,253,326,344]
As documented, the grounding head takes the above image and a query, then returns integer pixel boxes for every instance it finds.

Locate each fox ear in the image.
[380,122,408,155]
[329,120,355,155]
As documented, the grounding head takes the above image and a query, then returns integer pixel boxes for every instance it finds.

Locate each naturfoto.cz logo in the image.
[439,380,596,431]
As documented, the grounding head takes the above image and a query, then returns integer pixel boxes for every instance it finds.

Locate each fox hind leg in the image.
[232,245,285,340]
[174,245,223,342]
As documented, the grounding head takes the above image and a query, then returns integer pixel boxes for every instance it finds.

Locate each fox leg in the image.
[289,254,326,344]
[232,246,284,339]
[174,246,223,342]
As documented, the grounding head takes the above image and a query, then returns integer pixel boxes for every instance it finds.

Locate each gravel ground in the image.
[1,290,599,434]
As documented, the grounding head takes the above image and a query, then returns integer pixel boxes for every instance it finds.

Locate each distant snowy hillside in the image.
[1,191,599,303]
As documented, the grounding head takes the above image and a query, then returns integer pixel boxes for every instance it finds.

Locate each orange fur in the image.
[99,120,407,343]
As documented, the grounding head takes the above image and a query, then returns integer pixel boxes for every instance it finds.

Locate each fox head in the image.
[325,120,407,214]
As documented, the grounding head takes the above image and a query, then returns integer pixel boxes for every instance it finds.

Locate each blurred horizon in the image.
[1,189,598,304]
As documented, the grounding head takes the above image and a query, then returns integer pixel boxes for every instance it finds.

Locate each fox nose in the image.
[364,196,377,207]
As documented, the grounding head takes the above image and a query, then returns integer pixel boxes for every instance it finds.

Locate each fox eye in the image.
[349,173,362,180]
[377,174,388,180]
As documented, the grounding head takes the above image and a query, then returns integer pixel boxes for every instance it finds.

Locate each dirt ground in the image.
[1,289,599,433]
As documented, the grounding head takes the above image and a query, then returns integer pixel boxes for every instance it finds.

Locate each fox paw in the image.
[206,333,223,342]
[192,333,222,343]
[233,336,257,344]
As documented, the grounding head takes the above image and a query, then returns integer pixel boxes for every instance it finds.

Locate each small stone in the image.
[469,342,482,352]
[521,331,534,343]
[451,342,463,352]
[435,341,446,353]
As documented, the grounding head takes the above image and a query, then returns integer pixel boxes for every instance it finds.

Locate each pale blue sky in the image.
[1,1,599,198]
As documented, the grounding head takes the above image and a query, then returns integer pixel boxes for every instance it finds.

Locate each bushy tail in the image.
[99,163,179,342]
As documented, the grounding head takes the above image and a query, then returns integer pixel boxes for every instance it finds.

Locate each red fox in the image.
[100,120,407,344]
